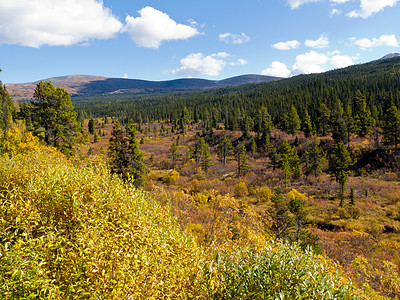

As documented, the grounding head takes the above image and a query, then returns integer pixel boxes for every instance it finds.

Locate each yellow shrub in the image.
[234,181,248,198]
[163,169,180,185]
[257,186,272,202]
[287,189,307,201]
[0,127,39,155]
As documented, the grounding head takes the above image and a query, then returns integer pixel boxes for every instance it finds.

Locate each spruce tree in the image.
[287,106,301,134]
[301,108,313,138]
[200,138,213,172]
[235,142,252,177]
[303,137,325,177]
[330,99,347,143]
[382,105,400,149]
[30,81,81,154]
[217,134,233,164]
[0,71,14,131]
[353,90,375,137]
[318,103,331,136]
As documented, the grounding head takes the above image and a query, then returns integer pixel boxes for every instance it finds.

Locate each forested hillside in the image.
[73,56,400,129]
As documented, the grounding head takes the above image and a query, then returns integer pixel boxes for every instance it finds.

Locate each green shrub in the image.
[201,242,362,299]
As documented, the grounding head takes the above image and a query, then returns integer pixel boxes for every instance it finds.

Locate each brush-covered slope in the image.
[0,144,370,299]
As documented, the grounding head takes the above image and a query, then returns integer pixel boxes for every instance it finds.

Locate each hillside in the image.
[6,74,280,101]
[0,143,369,299]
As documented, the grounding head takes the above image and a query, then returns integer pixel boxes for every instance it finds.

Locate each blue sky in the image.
[1,0,400,84]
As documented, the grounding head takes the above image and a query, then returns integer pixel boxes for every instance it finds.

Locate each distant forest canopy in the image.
[73,56,400,132]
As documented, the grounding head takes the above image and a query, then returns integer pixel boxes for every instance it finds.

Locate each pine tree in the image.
[235,142,252,177]
[251,138,257,156]
[343,103,354,145]
[217,133,233,164]
[108,122,130,179]
[353,90,375,137]
[170,143,181,163]
[126,124,148,187]
[328,142,352,182]
[303,137,325,177]
[382,105,400,149]
[318,103,330,136]
[200,138,213,172]
[287,106,301,134]
[279,139,300,180]
[330,99,347,143]
[301,108,313,138]
[0,71,14,131]
[88,118,95,134]
[30,81,81,154]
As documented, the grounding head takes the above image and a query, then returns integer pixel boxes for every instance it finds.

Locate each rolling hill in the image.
[6,74,280,101]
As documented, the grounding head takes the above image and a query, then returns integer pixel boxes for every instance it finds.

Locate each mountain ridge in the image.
[6,74,280,101]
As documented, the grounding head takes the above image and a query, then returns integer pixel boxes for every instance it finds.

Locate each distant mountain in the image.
[379,53,400,60]
[6,74,280,101]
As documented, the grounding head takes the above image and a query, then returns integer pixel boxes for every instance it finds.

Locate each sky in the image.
[1,0,400,84]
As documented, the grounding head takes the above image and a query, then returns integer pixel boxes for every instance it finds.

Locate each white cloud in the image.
[348,0,399,18]
[229,58,248,66]
[330,0,350,4]
[305,35,329,48]
[122,73,129,79]
[219,32,250,45]
[355,34,399,48]
[330,55,354,68]
[292,51,330,74]
[122,6,199,48]
[286,0,320,9]
[272,40,300,50]
[330,8,342,16]
[0,0,122,47]
[166,52,232,77]
[261,61,291,78]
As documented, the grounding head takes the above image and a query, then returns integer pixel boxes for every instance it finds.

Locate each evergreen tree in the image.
[251,138,257,156]
[126,124,148,187]
[170,143,181,163]
[217,133,233,164]
[29,81,81,154]
[235,142,252,177]
[301,108,313,138]
[279,139,300,180]
[108,122,130,179]
[382,105,400,149]
[200,138,213,172]
[318,103,331,136]
[353,90,375,137]
[88,118,95,134]
[328,142,352,182]
[0,71,14,131]
[287,106,301,134]
[303,137,326,177]
[330,99,347,143]
[343,103,354,145]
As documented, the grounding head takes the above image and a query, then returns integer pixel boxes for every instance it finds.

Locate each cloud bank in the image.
[166,52,246,77]
[123,6,199,49]
[0,0,122,47]
[355,34,399,48]
[262,50,354,78]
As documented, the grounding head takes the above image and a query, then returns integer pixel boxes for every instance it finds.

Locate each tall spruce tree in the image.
[235,142,252,177]
[382,105,400,149]
[217,133,233,164]
[30,81,81,154]
[330,99,347,143]
[200,138,213,172]
[287,106,301,134]
[303,137,326,177]
[0,70,14,131]
[353,90,375,137]
[301,108,313,138]
[318,103,331,136]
